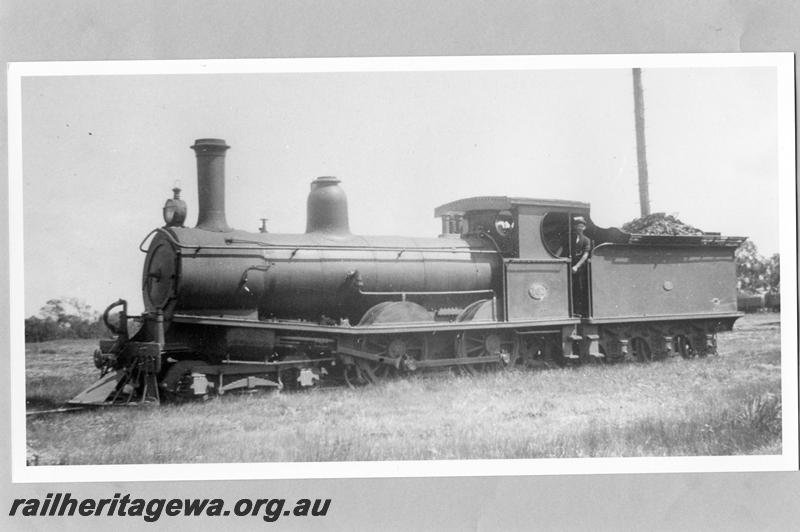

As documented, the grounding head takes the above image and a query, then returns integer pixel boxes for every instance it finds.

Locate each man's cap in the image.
[573,216,587,226]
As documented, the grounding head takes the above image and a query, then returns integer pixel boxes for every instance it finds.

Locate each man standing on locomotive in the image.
[570,217,591,317]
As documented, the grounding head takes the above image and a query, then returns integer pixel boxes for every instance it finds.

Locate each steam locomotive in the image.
[70,138,745,405]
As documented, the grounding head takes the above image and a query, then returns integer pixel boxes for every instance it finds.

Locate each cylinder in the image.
[305,176,350,235]
[191,138,231,232]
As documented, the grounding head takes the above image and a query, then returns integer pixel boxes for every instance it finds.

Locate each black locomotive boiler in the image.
[70,138,745,405]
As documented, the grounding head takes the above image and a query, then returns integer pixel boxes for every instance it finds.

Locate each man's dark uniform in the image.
[570,231,591,317]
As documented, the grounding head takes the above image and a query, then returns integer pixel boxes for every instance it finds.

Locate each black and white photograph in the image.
[9,54,796,483]
[3,2,800,530]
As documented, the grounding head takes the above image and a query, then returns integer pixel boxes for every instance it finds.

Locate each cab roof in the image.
[434,196,590,217]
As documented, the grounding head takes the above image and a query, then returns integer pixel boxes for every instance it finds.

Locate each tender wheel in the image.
[354,335,427,384]
[673,334,694,359]
[456,331,517,374]
[595,344,608,363]
[630,337,652,363]
[697,331,715,357]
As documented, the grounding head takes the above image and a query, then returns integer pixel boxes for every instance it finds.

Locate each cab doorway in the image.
[541,211,591,317]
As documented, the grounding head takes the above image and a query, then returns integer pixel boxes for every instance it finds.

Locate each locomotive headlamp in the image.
[163,186,187,227]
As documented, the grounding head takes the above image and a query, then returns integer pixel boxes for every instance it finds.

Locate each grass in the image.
[25,339,100,410]
[25,313,782,464]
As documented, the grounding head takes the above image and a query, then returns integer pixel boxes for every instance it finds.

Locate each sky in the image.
[17,57,785,317]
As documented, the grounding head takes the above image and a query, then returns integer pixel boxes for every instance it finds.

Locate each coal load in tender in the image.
[621,212,704,236]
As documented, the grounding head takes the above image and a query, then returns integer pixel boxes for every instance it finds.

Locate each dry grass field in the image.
[25,313,781,465]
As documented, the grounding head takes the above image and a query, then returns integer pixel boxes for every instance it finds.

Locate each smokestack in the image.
[191,138,232,232]
[306,176,350,235]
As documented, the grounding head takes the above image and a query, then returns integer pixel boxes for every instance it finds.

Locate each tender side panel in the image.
[504,259,570,321]
[590,244,738,319]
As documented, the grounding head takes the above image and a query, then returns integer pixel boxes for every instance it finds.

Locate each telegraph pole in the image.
[632,68,651,217]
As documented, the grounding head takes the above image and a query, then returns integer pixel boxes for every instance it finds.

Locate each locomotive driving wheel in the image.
[455,331,517,375]
[354,334,427,384]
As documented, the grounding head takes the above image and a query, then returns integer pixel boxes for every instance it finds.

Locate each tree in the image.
[24,317,59,343]
[25,297,107,342]
[735,240,779,294]
[765,253,780,294]
[39,297,98,324]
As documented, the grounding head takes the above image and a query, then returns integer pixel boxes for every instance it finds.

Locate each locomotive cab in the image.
[435,196,594,319]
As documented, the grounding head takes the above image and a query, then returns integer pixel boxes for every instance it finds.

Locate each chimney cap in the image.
[191,138,230,151]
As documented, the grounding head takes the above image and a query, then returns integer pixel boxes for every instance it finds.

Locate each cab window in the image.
[541,212,570,257]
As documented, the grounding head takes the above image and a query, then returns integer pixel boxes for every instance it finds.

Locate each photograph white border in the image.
[9,52,797,483]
